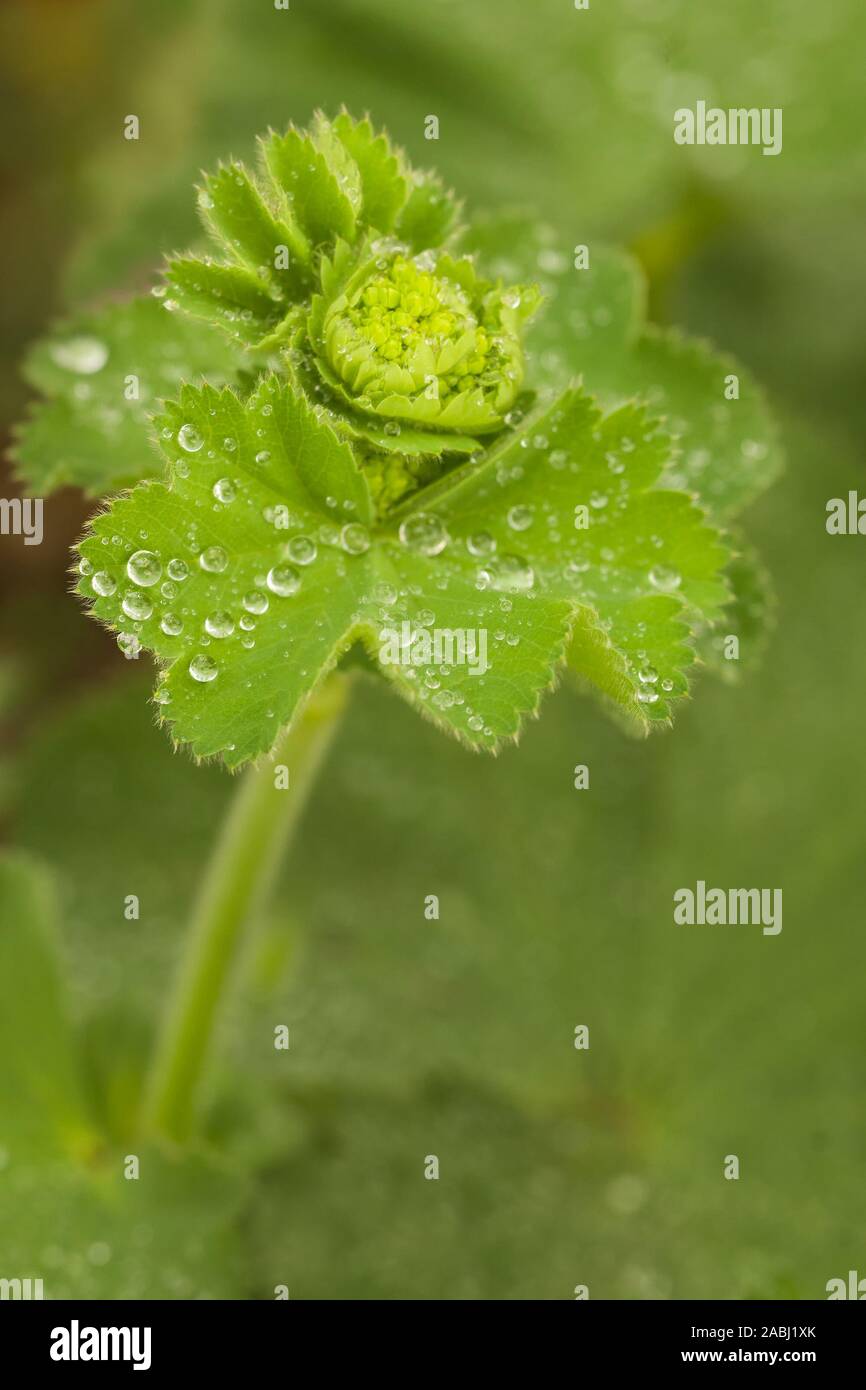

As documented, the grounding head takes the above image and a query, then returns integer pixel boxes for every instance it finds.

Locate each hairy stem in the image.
[144,672,349,1143]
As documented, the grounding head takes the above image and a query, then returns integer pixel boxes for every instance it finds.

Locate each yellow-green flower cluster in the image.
[311,246,540,441]
[344,256,495,400]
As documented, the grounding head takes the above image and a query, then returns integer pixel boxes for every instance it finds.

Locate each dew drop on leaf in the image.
[372,581,397,605]
[242,590,269,615]
[126,549,162,587]
[121,591,153,621]
[480,554,535,592]
[50,336,108,374]
[507,505,533,531]
[287,535,317,565]
[213,478,237,503]
[160,613,183,636]
[267,564,302,597]
[167,558,190,581]
[200,546,229,573]
[466,531,496,558]
[177,423,204,452]
[189,653,219,682]
[340,523,371,555]
[648,564,682,592]
[91,571,116,597]
[398,512,449,556]
[204,611,235,638]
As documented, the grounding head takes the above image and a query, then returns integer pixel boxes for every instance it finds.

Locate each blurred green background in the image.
[0,0,864,1299]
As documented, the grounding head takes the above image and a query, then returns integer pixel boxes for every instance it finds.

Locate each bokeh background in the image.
[0,0,864,1299]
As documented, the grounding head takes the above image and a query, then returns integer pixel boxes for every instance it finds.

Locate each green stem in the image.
[143,673,349,1143]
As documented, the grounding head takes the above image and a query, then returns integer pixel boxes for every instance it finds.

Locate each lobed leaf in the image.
[75,378,577,765]
[464,214,782,521]
[12,297,245,496]
[392,389,731,727]
[331,110,408,233]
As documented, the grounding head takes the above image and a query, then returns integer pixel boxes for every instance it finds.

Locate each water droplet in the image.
[267,564,301,597]
[189,653,218,682]
[200,546,229,573]
[661,678,674,692]
[589,491,609,509]
[154,685,172,705]
[373,582,398,605]
[178,423,204,453]
[636,688,659,705]
[287,535,317,565]
[160,612,183,636]
[78,557,93,577]
[243,590,269,615]
[467,713,485,732]
[502,290,522,310]
[91,571,116,597]
[122,590,153,621]
[255,449,271,464]
[648,564,682,592]
[126,549,162,587]
[340,523,371,555]
[398,512,449,556]
[637,664,658,684]
[213,478,237,504]
[480,554,534,592]
[204,611,235,638]
[50,336,108,374]
[507,505,533,532]
[466,531,497,558]
[167,558,190,582]
[117,632,141,658]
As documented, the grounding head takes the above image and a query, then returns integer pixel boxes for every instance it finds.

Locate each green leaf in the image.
[464,215,782,521]
[164,256,285,347]
[397,172,461,251]
[609,326,783,519]
[75,378,578,765]
[197,162,309,298]
[332,110,408,233]
[392,388,730,728]
[12,297,245,495]
[0,1142,248,1299]
[698,536,775,680]
[259,126,356,248]
[310,112,364,218]
[0,853,95,1161]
